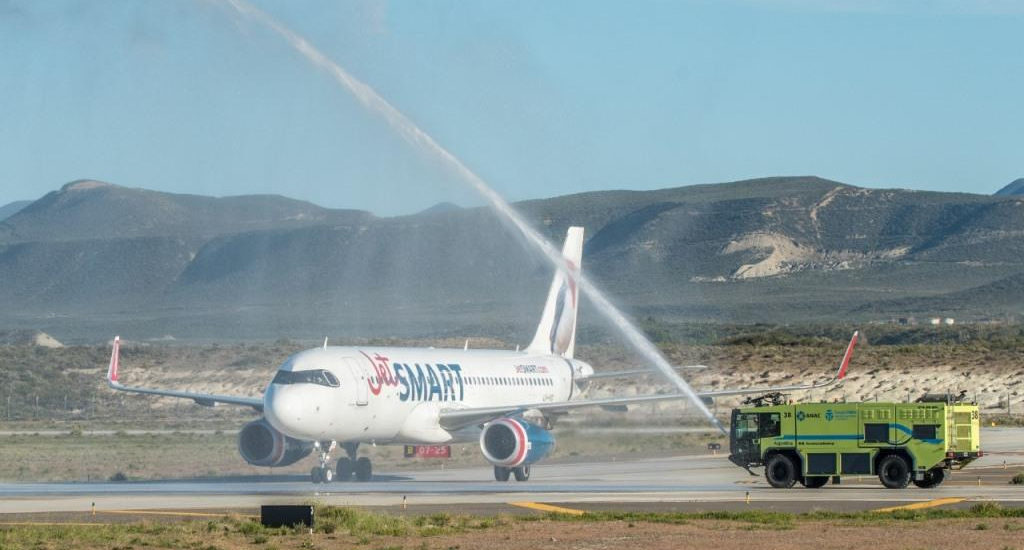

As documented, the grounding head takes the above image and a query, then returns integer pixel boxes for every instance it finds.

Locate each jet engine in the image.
[238,418,314,467]
[479,417,555,468]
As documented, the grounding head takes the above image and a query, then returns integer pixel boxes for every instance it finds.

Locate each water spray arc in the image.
[221,0,724,433]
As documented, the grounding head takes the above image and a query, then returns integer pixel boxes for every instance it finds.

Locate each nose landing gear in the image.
[309,441,374,483]
[310,440,336,484]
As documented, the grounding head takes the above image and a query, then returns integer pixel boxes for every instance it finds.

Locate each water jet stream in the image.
[221,0,724,433]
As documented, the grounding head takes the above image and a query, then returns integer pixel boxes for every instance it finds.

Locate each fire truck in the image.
[728,398,981,488]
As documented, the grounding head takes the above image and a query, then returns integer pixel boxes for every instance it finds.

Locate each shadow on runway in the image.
[123,473,415,484]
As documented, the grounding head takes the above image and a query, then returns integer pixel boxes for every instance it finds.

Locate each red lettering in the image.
[360,351,398,396]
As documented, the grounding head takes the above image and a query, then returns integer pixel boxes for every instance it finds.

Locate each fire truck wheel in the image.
[765,454,797,488]
[878,455,911,489]
[801,476,829,488]
[912,467,945,488]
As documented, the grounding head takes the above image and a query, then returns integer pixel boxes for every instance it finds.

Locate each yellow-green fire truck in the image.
[728,401,981,488]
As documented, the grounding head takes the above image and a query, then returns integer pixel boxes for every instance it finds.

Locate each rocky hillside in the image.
[2,176,1023,341]
[995,178,1024,196]
[0,200,31,221]
[0,180,371,243]
[0,329,63,347]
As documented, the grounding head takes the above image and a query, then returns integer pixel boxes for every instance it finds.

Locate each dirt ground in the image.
[392,519,1023,550]
[2,516,1023,550]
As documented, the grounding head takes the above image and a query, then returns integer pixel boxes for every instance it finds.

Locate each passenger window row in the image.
[466,376,552,387]
[362,374,555,387]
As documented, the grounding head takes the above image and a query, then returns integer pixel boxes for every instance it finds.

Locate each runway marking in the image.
[873,497,966,513]
[509,502,586,516]
[101,510,257,519]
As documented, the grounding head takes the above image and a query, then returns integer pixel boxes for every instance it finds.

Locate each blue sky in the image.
[1,0,1021,215]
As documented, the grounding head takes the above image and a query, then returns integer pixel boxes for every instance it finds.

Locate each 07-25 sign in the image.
[403,445,451,459]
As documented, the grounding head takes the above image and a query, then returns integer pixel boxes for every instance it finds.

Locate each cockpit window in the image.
[272,369,340,387]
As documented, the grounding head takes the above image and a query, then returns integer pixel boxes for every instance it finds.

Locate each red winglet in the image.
[107,336,121,383]
[837,331,858,380]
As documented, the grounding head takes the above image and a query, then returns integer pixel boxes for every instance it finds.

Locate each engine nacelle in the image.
[479,417,555,468]
[238,418,314,467]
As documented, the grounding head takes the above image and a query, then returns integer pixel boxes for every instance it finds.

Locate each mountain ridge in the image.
[0,200,31,221]
[2,176,1023,341]
[1,179,374,244]
[995,178,1024,196]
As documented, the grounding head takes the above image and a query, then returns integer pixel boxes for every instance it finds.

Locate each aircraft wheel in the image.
[801,476,829,488]
[912,467,945,489]
[322,467,333,483]
[336,457,354,482]
[513,465,530,482]
[765,454,797,488]
[493,466,511,482]
[354,457,373,482]
[310,466,323,484]
[878,455,911,489]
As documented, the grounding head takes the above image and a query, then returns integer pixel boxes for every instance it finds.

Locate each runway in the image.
[2,428,1022,517]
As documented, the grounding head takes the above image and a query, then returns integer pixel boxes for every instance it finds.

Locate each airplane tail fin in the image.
[527,227,584,358]
[835,331,858,381]
[107,335,121,386]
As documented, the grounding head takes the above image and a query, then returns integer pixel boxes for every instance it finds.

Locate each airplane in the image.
[106,226,857,483]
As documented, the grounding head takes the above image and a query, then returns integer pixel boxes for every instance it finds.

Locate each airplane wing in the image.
[583,364,708,380]
[439,331,857,431]
[105,336,264,411]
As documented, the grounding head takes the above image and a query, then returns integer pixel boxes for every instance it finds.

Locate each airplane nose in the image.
[264,385,306,435]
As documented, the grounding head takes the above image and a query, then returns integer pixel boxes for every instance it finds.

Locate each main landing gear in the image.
[493,465,530,482]
[309,441,374,484]
[336,442,372,482]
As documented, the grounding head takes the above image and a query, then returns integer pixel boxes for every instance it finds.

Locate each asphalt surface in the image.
[1,427,1022,518]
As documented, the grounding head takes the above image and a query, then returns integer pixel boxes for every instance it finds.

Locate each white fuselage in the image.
[263,346,589,444]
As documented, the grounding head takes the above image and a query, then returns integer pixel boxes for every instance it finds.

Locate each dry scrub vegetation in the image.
[0,325,1021,481]
[2,505,1024,550]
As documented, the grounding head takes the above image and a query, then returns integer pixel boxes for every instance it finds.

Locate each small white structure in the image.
[944,318,955,325]
[929,317,942,325]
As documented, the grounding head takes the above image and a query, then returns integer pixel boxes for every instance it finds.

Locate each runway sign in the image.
[261,505,314,528]
[404,445,452,458]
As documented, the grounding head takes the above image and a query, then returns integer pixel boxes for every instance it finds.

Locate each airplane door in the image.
[343,357,369,406]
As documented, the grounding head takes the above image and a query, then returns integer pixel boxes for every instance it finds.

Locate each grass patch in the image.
[553,509,794,530]
[1011,472,1024,485]
[314,507,512,538]
[315,506,410,537]
[1,505,1023,549]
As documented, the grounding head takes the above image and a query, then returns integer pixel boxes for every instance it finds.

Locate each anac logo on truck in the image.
[361,352,465,402]
[796,411,822,421]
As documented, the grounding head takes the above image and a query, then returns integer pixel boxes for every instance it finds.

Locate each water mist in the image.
[221,0,724,433]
